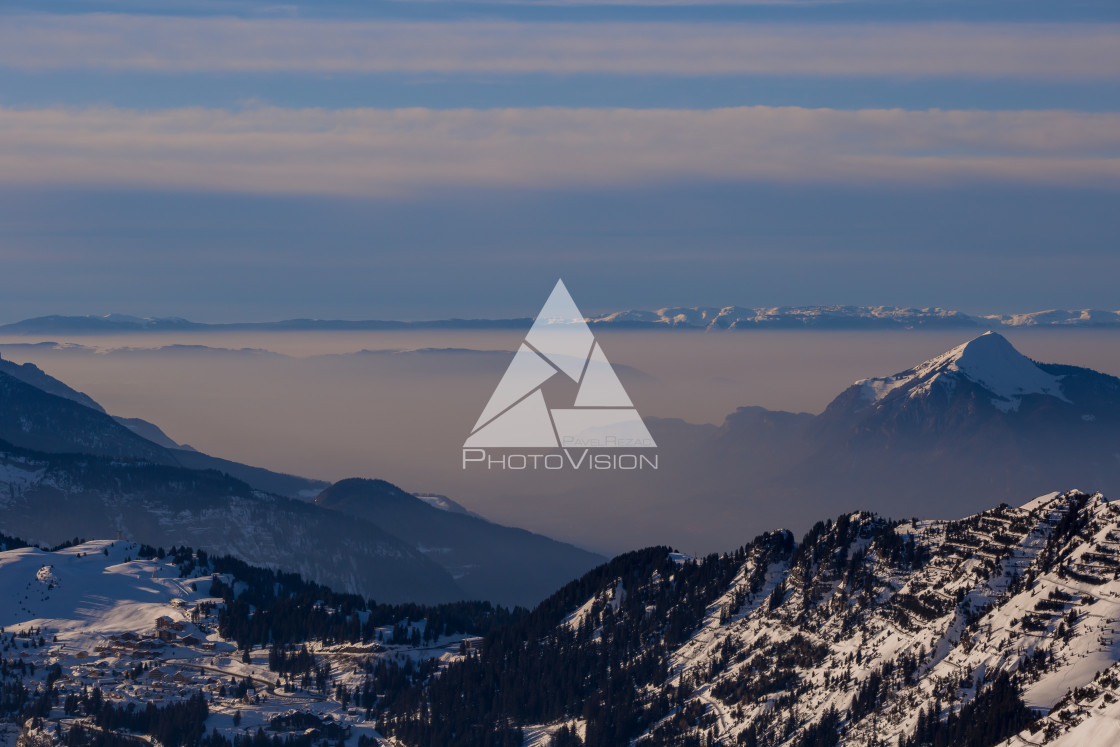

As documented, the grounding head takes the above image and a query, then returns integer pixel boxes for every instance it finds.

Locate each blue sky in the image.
[0,0,1118,321]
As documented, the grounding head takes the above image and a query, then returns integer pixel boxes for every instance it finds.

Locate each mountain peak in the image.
[314,477,416,510]
[857,331,1068,412]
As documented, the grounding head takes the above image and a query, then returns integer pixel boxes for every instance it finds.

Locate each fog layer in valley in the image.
[3,328,1119,555]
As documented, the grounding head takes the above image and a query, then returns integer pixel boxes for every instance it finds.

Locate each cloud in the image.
[389,0,856,5]
[0,104,1117,195]
[0,15,1117,78]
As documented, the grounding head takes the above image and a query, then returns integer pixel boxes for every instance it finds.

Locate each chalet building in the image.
[268,711,350,740]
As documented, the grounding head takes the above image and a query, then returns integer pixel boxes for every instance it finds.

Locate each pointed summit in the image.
[857,331,1068,412]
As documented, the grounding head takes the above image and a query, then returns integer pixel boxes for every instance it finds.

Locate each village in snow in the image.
[0,540,477,747]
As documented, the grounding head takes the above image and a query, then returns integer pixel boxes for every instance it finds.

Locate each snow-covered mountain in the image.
[7,491,1120,747]
[0,445,462,604]
[814,330,1120,449]
[588,306,1120,330]
[590,304,979,329]
[413,492,479,516]
[986,309,1120,328]
[0,537,486,747]
[366,489,1120,747]
[855,331,1068,413]
[634,331,1120,551]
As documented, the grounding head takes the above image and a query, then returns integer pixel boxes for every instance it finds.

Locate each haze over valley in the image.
[4,324,1120,555]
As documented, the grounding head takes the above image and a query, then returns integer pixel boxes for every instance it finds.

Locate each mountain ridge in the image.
[0,364,180,465]
[0,437,464,604]
[370,488,1120,747]
[0,354,602,606]
[622,330,1120,551]
[314,478,606,608]
[854,331,1069,413]
[0,350,329,500]
[7,306,1120,334]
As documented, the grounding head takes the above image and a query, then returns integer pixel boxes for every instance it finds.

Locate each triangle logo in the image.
[465,280,656,449]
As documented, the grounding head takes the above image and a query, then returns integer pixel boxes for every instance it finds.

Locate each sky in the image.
[1,0,1119,321]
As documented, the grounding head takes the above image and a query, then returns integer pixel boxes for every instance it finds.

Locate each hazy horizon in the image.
[6,300,1120,327]
[5,326,1120,554]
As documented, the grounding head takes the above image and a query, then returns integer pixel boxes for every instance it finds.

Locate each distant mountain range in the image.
[592,306,1120,329]
[0,352,604,606]
[5,306,1120,333]
[631,330,1120,550]
[475,329,1120,552]
[0,314,532,334]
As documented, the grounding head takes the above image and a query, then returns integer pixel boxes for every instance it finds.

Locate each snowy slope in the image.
[480,490,1120,747]
[0,540,204,645]
[411,492,479,517]
[7,491,1120,746]
[999,661,1120,746]
[652,490,1120,746]
[857,331,1068,412]
[0,541,472,747]
[0,449,462,605]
